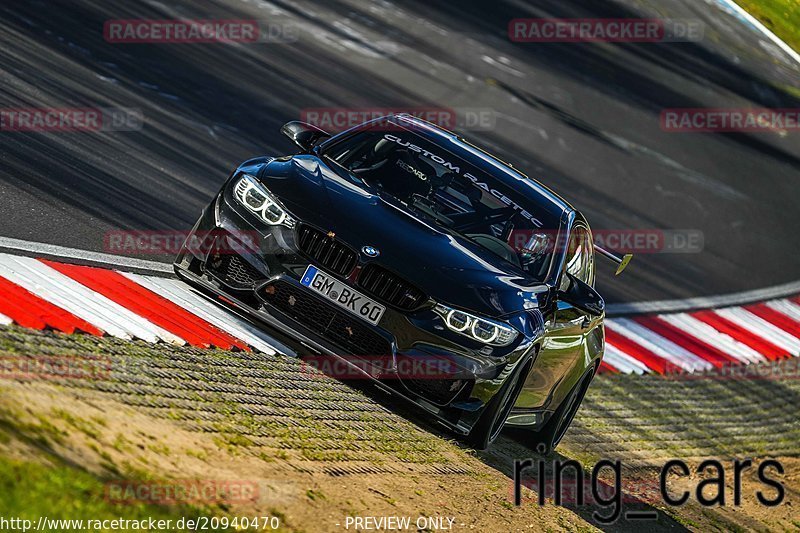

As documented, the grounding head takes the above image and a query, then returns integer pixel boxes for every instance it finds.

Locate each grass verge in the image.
[735,0,800,53]
[0,455,228,532]
[0,325,798,531]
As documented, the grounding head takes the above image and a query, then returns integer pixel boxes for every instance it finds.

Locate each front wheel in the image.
[529,368,595,454]
[465,355,533,450]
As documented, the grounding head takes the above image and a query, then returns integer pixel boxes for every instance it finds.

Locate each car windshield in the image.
[321,123,562,280]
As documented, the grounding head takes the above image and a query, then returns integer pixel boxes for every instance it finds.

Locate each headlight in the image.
[233,174,294,227]
[434,304,518,347]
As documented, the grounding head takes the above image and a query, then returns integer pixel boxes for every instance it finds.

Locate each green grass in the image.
[735,0,800,53]
[0,456,229,532]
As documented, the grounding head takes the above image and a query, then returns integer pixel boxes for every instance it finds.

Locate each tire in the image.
[465,355,533,450]
[530,368,594,455]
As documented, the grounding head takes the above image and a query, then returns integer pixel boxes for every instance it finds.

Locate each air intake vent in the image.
[357,263,427,311]
[261,281,392,357]
[296,224,358,277]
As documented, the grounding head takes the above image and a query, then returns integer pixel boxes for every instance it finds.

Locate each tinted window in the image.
[322,124,563,280]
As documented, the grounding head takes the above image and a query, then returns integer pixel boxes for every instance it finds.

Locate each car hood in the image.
[257,155,546,318]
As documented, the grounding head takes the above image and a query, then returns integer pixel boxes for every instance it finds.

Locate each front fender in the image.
[507,318,604,429]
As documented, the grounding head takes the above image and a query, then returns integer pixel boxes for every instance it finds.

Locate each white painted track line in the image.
[716,0,800,66]
[123,273,280,355]
[0,312,11,326]
[0,236,172,273]
[607,280,800,316]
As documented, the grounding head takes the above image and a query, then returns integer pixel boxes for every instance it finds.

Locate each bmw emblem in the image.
[362,245,380,258]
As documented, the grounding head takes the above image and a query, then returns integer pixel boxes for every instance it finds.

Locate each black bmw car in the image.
[174,114,629,450]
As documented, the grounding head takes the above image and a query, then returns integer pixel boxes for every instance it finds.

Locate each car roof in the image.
[391,114,576,222]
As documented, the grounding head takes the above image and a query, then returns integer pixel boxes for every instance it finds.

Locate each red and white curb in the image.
[601,301,800,374]
[0,253,280,355]
[0,251,797,376]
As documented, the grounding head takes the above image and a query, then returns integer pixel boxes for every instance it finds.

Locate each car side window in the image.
[562,225,594,287]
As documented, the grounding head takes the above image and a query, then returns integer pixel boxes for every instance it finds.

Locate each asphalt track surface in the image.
[0,0,798,304]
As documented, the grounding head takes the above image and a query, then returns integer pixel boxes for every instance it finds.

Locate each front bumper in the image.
[174,181,539,434]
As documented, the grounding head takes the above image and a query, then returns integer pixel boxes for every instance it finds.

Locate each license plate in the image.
[300,265,386,325]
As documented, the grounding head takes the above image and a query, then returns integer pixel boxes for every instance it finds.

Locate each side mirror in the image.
[281,121,331,152]
[557,273,605,316]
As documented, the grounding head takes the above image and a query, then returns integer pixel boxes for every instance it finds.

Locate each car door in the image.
[513,224,597,413]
